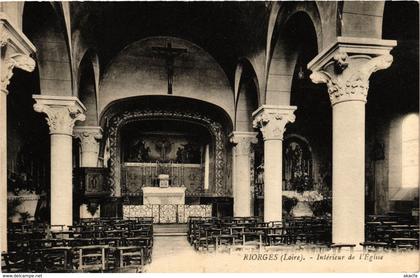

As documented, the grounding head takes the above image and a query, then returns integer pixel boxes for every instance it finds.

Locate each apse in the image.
[99,36,234,120]
[120,120,212,196]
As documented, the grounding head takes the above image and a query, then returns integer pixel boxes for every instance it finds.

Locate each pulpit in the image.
[142,187,186,205]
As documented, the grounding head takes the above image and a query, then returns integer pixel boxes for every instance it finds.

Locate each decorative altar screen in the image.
[120,122,210,196]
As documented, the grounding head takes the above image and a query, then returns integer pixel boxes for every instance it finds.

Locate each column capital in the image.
[74,126,103,151]
[0,13,36,94]
[252,105,296,141]
[307,36,396,106]
[33,95,86,136]
[229,131,258,155]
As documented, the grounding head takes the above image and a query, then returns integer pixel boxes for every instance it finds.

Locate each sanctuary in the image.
[1,1,418,273]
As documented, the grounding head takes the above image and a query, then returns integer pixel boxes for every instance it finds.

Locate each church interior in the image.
[0,1,419,273]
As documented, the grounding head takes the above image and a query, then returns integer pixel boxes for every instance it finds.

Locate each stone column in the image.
[0,15,36,252]
[33,96,86,228]
[308,37,396,247]
[253,105,296,222]
[229,131,258,217]
[73,126,102,219]
[74,126,103,167]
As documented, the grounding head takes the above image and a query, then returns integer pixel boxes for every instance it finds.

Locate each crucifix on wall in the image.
[152,42,187,95]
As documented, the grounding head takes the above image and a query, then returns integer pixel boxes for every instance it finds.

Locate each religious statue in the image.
[285,142,304,179]
[254,163,264,197]
[256,163,264,185]
[151,42,187,95]
[155,138,172,162]
[176,142,201,163]
[127,139,150,162]
[87,175,99,191]
[284,136,313,192]
[176,147,183,162]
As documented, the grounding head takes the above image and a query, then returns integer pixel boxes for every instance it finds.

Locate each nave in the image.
[2,214,418,273]
[1,1,419,273]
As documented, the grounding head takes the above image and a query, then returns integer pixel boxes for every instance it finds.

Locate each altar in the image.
[117,119,219,222]
[142,186,186,205]
[123,185,211,223]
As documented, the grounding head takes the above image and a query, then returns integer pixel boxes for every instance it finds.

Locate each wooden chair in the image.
[104,230,127,238]
[114,246,144,272]
[1,251,29,273]
[92,237,122,247]
[360,241,389,252]
[78,245,109,272]
[228,226,245,245]
[30,238,66,249]
[129,229,150,237]
[330,243,356,253]
[214,227,236,251]
[1,252,8,272]
[38,247,74,272]
[67,238,93,247]
[125,237,153,263]
[193,225,211,251]
[392,238,419,251]
[8,240,30,251]
[188,219,202,244]
[240,230,264,250]
[265,226,287,246]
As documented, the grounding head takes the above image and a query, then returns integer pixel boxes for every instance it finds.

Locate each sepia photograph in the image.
[0,0,418,275]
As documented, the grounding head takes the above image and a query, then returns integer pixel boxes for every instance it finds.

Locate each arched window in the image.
[402,114,419,188]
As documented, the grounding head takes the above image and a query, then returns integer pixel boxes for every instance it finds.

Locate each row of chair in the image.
[362,214,419,251]
[188,215,419,252]
[2,217,154,273]
[188,216,332,251]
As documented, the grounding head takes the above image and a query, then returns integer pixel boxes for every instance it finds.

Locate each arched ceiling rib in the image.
[70,2,269,86]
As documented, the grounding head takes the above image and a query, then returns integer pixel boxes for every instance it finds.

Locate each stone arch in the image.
[99,36,234,121]
[100,96,233,198]
[234,58,260,132]
[22,2,73,97]
[340,2,385,38]
[265,10,319,106]
[77,50,100,126]
[108,111,227,198]
[266,1,323,68]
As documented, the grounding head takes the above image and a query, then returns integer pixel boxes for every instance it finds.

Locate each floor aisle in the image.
[141,235,420,273]
[144,236,204,272]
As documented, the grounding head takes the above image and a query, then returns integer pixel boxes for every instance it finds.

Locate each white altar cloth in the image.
[142,187,186,205]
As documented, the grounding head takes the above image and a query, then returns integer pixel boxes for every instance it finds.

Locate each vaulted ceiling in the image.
[70,2,270,83]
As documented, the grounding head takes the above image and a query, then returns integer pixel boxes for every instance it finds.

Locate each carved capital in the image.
[0,14,36,93]
[0,31,9,47]
[307,37,396,106]
[252,105,296,141]
[33,96,86,136]
[229,132,258,156]
[74,126,103,153]
[310,54,394,105]
[333,51,349,73]
[1,53,36,93]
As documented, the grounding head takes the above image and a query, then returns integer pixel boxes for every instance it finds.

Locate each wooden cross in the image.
[152,42,187,95]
